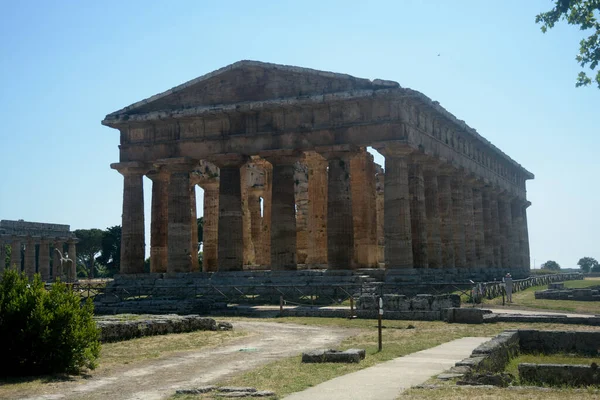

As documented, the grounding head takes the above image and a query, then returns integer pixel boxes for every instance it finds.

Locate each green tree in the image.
[542,260,561,271]
[197,217,204,248]
[3,244,10,269]
[536,0,600,88]
[0,270,100,376]
[74,229,104,279]
[577,256,599,273]
[97,225,121,277]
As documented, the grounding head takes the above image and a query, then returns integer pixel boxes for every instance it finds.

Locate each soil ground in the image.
[9,321,355,400]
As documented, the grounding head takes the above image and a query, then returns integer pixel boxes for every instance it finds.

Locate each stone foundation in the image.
[96,315,229,342]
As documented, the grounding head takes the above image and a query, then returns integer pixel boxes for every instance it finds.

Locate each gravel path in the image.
[16,321,354,400]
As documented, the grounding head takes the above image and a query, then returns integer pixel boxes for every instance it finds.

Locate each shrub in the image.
[0,270,100,376]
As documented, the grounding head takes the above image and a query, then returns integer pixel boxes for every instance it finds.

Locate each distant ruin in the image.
[0,219,78,281]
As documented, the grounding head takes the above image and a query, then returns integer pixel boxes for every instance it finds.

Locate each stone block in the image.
[411,294,433,311]
[445,308,488,324]
[302,348,365,363]
[518,363,600,386]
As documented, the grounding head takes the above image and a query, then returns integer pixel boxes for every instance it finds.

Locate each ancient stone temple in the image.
[103,61,533,280]
[0,220,78,281]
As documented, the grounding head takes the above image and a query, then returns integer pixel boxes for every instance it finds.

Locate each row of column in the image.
[378,145,530,271]
[0,238,77,281]
[114,146,530,274]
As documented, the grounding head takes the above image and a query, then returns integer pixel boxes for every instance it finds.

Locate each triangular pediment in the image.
[104,60,398,120]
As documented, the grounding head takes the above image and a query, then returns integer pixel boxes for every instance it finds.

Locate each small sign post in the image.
[378,297,383,352]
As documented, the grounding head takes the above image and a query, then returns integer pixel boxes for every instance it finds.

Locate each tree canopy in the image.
[542,260,561,271]
[96,225,122,277]
[536,0,600,88]
[74,229,104,278]
[577,256,599,272]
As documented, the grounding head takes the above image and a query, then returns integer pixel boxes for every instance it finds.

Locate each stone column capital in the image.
[146,168,170,182]
[208,153,248,168]
[111,161,151,176]
[260,150,303,165]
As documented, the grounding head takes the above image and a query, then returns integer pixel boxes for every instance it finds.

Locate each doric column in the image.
[260,162,273,266]
[472,186,486,267]
[497,194,514,270]
[200,181,219,271]
[240,163,254,266]
[67,240,77,281]
[463,180,476,268]
[510,198,524,269]
[38,240,50,281]
[262,151,301,270]
[147,169,169,273]
[437,171,455,268]
[248,189,263,266]
[294,162,309,265]
[423,164,442,268]
[10,238,21,271]
[24,237,36,278]
[350,149,378,268]
[190,183,199,271]
[522,201,531,270]
[212,155,248,271]
[111,161,149,274]
[451,175,466,268]
[408,160,428,268]
[53,241,63,279]
[157,158,198,273]
[318,148,355,269]
[38,239,50,281]
[489,193,502,268]
[375,144,413,269]
[375,165,385,265]
[305,152,328,266]
[481,188,495,267]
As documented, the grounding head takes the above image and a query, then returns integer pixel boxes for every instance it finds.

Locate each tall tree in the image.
[97,226,121,277]
[74,229,104,279]
[536,0,600,88]
[578,256,599,272]
[542,260,561,271]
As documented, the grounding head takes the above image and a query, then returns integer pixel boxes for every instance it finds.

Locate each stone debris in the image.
[302,348,365,363]
[175,385,217,394]
[175,386,274,398]
[217,321,234,331]
[436,373,465,380]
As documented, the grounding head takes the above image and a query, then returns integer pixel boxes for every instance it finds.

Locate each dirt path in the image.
[17,321,355,400]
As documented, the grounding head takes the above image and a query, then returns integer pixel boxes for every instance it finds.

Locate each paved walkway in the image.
[283,336,490,400]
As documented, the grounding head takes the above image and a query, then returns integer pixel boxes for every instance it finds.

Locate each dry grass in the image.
[482,278,600,314]
[186,318,600,399]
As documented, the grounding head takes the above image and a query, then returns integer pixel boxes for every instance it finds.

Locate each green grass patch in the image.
[481,278,600,314]
[402,385,600,399]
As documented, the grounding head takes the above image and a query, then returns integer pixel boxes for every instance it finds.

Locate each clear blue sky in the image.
[1,1,598,269]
